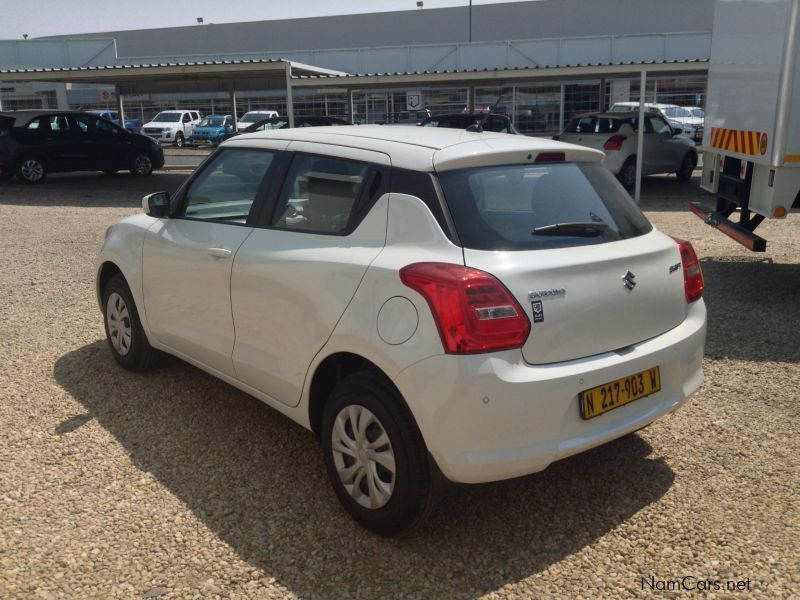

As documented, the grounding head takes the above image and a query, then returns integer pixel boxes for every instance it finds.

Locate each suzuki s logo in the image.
[622,270,637,290]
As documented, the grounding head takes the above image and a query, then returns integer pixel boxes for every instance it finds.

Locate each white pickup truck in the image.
[693,0,800,251]
[142,110,202,147]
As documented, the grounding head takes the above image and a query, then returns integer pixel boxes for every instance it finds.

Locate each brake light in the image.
[535,152,565,163]
[671,237,704,303]
[603,135,626,151]
[399,263,531,354]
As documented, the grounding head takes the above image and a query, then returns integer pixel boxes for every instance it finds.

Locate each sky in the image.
[1,0,524,39]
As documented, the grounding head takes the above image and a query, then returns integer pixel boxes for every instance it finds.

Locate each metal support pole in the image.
[558,84,565,132]
[635,70,646,203]
[115,86,125,130]
[285,63,295,128]
[230,88,238,131]
[349,90,355,123]
[468,0,473,43]
[0,83,4,111]
[467,86,474,112]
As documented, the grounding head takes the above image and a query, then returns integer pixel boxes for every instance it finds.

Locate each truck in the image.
[87,110,142,135]
[693,0,800,251]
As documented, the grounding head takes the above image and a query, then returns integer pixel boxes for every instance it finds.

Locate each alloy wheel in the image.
[20,159,44,182]
[134,155,152,175]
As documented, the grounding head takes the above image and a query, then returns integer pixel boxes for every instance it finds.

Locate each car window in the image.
[181,149,274,223]
[182,113,191,123]
[437,162,652,251]
[648,117,672,135]
[71,114,93,134]
[272,154,370,234]
[565,117,625,134]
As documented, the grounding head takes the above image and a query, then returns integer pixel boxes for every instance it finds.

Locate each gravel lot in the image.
[1,171,798,599]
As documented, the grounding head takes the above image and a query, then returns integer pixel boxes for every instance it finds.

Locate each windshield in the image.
[664,106,691,118]
[199,117,225,127]
[437,162,652,251]
[152,112,181,122]
[240,113,267,122]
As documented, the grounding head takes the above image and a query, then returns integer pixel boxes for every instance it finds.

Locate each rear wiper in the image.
[532,222,609,236]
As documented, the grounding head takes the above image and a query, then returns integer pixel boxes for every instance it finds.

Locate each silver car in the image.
[557,111,698,189]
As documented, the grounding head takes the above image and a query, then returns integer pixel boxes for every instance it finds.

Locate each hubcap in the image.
[331,405,396,509]
[134,155,151,175]
[21,159,44,182]
[106,292,132,356]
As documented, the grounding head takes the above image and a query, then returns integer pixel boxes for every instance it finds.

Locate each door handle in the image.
[207,247,232,258]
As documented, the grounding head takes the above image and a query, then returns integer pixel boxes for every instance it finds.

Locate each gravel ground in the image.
[0,172,798,599]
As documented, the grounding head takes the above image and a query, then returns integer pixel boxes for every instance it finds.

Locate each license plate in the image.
[579,367,661,420]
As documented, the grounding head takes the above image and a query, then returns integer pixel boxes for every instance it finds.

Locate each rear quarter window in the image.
[565,117,625,134]
[437,162,652,251]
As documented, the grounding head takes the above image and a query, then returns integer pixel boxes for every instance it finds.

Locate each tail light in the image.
[671,237,704,303]
[399,263,531,354]
[535,152,565,163]
[603,135,626,151]
[552,135,560,141]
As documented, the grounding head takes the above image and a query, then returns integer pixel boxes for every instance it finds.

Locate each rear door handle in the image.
[207,247,232,258]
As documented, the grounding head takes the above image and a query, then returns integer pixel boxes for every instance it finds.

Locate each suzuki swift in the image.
[96,126,706,535]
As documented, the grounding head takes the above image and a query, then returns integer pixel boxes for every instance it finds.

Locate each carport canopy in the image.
[0,59,348,128]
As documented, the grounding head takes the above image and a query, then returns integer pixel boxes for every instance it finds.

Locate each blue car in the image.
[87,110,142,134]
[189,115,234,147]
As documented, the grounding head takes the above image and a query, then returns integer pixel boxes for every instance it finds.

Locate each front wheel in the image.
[321,372,435,536]
[676,152,697,181]
[173,132,185,147]
[102,274,157,371]
[130,153,154,177]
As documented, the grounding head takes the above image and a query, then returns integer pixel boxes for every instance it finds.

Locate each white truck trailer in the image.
[694,0,800,251]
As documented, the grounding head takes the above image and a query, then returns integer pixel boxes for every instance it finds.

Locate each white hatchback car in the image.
[96,126,707,535]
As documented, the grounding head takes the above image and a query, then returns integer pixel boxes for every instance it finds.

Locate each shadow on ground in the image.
[701,256,800,363]
[55,341,673,598]
[0,172,190,207]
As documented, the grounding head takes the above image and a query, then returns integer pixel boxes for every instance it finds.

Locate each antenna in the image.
[467,92,505,133]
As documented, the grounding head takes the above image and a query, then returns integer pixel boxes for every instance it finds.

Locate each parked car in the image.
[380,109,431,125]
[419,112,518,133]
[0,110,164,183]
[609,102,703,143]
[87,109,142,134]
[220,115,350,142]
[96,126,706,535]
[189,114,235,147]
[556,111,698,188]
[142,110,202,147]
[236,110,279,131]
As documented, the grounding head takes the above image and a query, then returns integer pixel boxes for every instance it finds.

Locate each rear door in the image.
[436,160,688,365]
[142,146,282,376]
[230,144,390,407]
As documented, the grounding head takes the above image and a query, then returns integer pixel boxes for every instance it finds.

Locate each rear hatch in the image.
[558,114,632,152]
[436,158,688,364]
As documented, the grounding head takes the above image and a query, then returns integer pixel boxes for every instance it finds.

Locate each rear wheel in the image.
[173,132,185,148]
[617,157,637,190]
[102,274,157,371]
[17,156,46,184]
[321,372,435,536]
[676,152,697,181]
[130,153,153,177]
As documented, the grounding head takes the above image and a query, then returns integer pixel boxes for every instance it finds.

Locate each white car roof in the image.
[225,125,603,172]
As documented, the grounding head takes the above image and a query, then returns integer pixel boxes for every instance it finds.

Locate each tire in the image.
[102,274,157,372]
[16,156,46,184]
[173,132,185,148]
[130,153,154,177]
[617,157,636,190]
[676,152,697,181]
[321,371,435,537]
[103,169,118,176]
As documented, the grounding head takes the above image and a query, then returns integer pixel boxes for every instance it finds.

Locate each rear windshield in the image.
[437,162,652,251]
[565,116,626,134]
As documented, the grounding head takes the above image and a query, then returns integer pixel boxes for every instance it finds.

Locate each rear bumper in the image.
[393,300,706,484]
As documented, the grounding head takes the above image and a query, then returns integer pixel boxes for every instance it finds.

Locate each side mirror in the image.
[672,127,683,136]
[142,191,170,217]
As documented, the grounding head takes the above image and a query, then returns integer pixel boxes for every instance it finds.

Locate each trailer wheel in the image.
[676,152,697,182]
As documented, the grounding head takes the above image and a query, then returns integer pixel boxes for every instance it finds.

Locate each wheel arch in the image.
[97,261,124,306]
[308,351,406,441]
